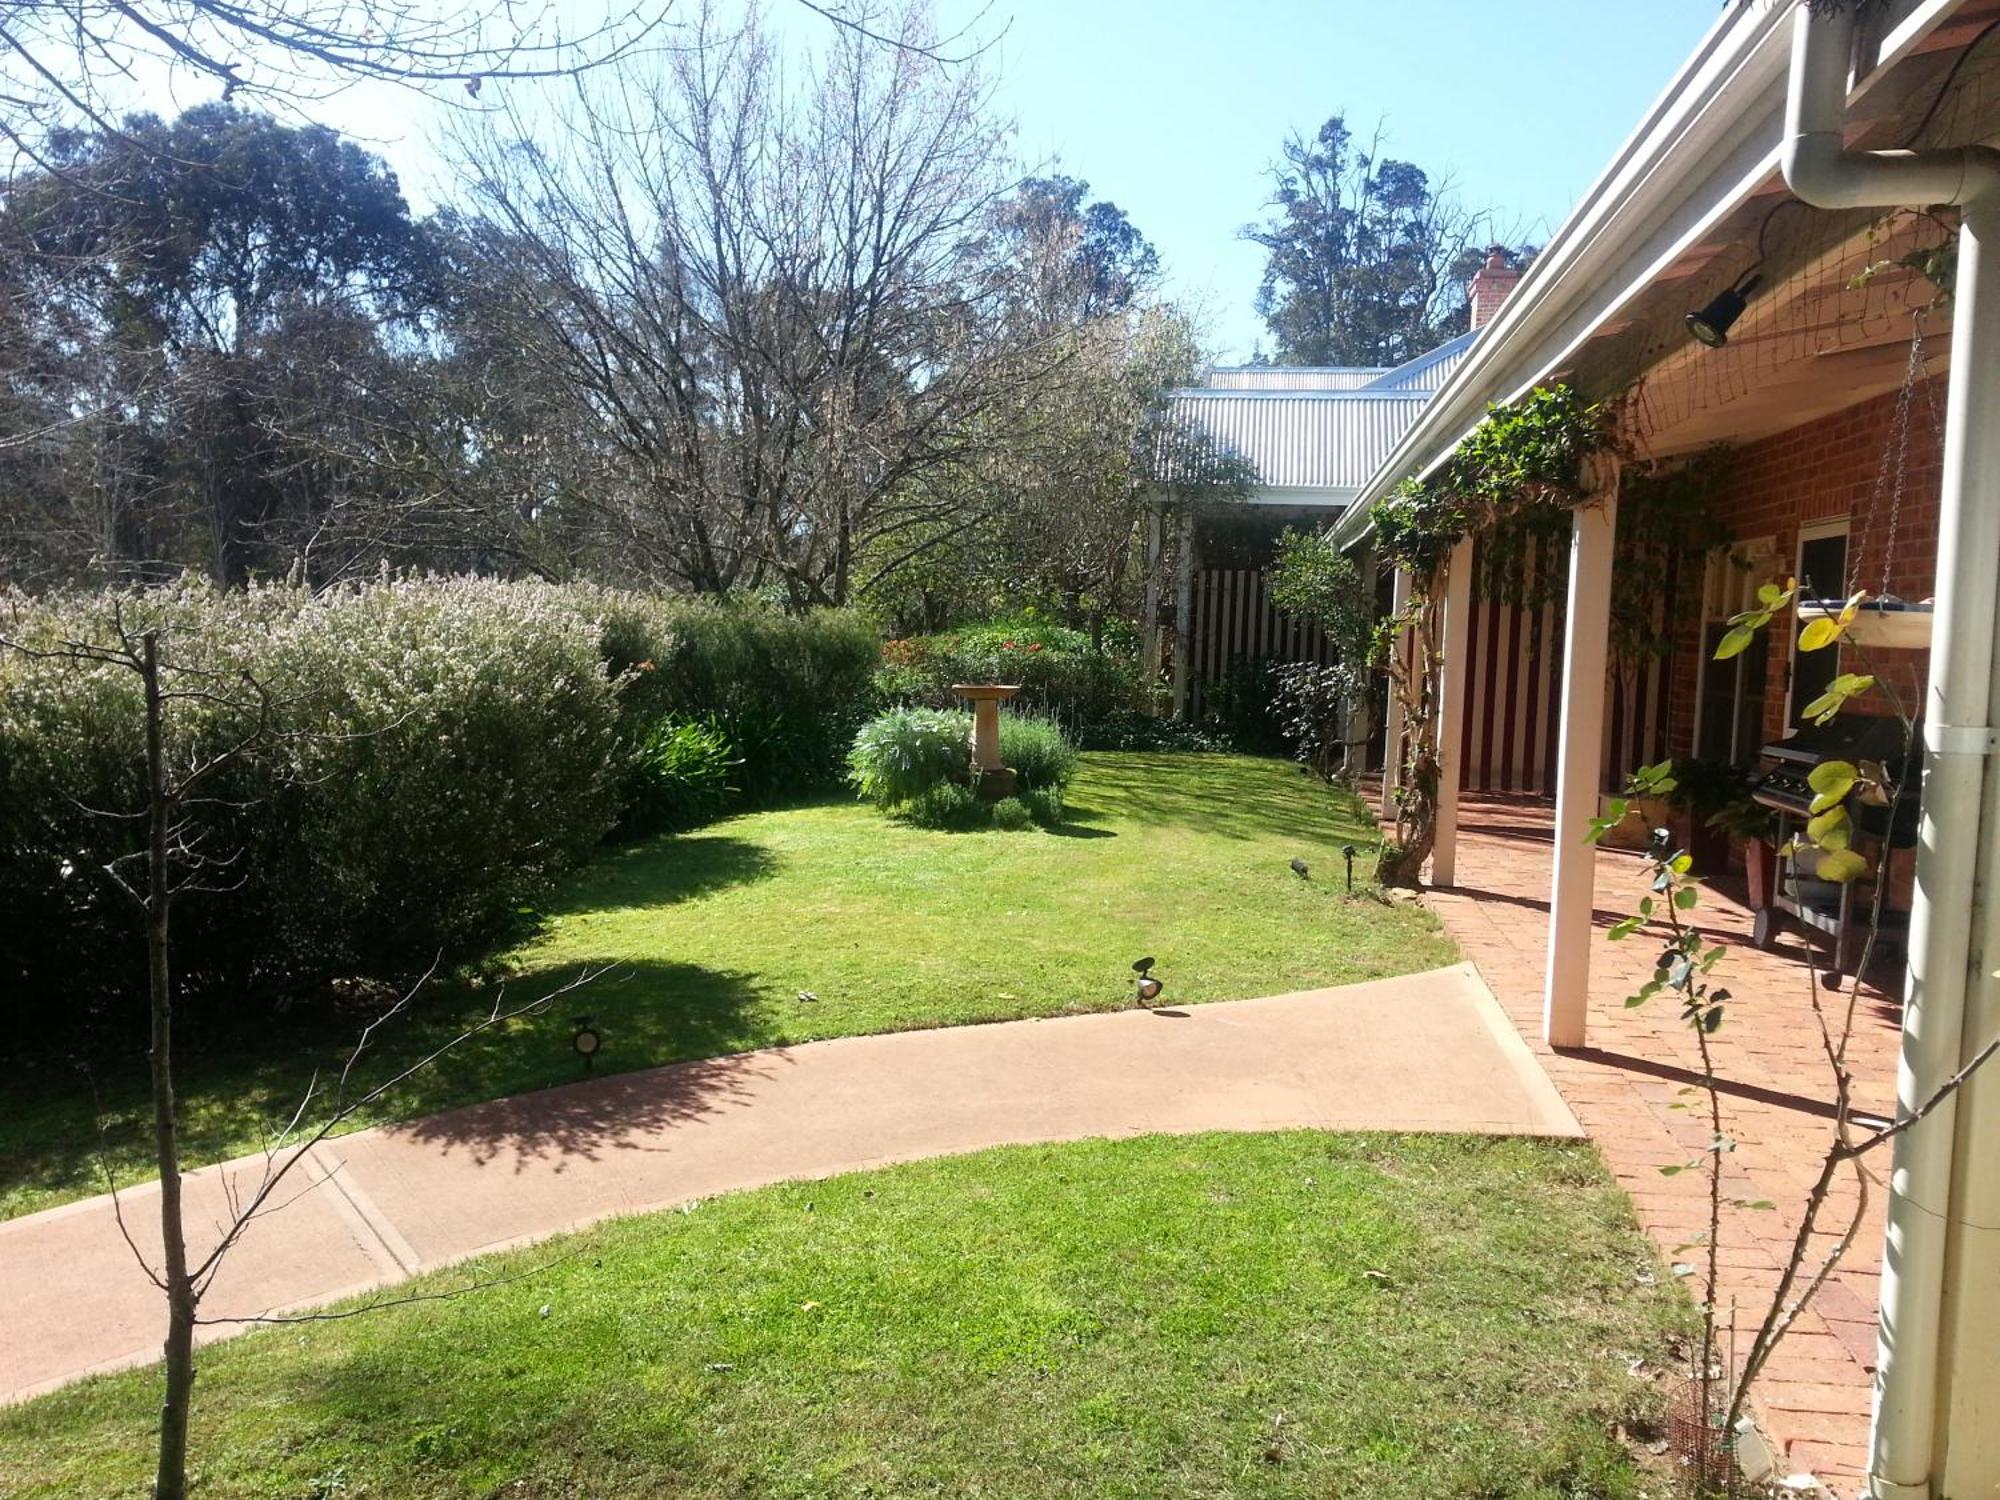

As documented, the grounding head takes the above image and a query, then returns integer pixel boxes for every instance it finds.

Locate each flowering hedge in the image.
[0,579,880,1042]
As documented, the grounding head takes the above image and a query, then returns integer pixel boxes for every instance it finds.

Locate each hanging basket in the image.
[1797,598,1933,651]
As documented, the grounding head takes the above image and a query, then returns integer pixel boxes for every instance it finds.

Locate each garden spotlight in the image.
[1132,956,1164,1007]
[571,1014,603,1073]
[1342,844,1357,895]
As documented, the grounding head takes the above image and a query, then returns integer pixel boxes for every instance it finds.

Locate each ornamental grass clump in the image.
[996,714,1077,793]
[622,716,741,834]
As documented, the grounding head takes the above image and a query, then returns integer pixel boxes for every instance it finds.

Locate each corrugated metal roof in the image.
[1159,389,1432,490]
[1205,366,1387,391]
[1359,331,1479,393]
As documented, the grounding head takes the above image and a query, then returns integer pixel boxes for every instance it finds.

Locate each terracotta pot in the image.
[1742,838,1777,910]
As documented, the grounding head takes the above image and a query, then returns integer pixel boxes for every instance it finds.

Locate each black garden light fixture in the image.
[571,1013,603,1072]
[1685,271,1763,347]
[1131,956,1164,1007]
[1342,844,1357,896]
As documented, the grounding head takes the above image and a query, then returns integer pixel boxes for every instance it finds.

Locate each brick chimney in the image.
[1468,246,1522,331]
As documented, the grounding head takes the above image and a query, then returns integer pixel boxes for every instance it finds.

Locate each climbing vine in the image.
[1366,384,1611,885]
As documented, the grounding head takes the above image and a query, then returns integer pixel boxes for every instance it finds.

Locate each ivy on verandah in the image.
[1366,384,1610,885]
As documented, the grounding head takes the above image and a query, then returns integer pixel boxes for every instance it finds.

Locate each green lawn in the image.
[0,1132,1689,1499]
[3,753,1455,1219]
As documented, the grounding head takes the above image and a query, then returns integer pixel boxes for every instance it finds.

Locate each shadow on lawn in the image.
[388,959,771,1168]
[1082,754,1370,843]
[547,833,780,917]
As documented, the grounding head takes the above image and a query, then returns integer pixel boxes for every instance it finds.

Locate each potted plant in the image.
[1707,793,1779,908]
[1666,758,1752,876]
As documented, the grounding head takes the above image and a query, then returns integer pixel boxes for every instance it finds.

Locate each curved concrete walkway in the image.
[0,963,1575,1403]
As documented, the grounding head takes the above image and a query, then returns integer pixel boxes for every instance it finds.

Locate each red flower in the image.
[1028,642,1043,652]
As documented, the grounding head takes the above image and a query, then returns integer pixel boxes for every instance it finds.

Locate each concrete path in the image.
[0,963,1575,1403]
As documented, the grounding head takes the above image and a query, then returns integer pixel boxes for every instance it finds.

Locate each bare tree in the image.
[0,0,667,173]
[442,0,1074,607]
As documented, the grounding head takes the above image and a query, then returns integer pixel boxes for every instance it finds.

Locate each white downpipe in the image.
[1781,6,2000,1495]
[1431,539,1474,887]
[1544,491,1619,1050]
[1381,567,1412,822]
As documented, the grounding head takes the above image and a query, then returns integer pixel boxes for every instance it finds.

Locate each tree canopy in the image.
[1243,113,1526,367]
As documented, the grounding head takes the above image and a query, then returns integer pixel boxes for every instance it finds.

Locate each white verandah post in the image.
[1431,537,1475,887]
[1379,566,1413,821]
[1543,469,1620,1049]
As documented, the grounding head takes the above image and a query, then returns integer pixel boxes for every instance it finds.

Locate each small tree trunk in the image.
[140,632,197,1500]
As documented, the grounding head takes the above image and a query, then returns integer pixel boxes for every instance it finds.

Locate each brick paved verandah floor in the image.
[1406,787,1901,1495]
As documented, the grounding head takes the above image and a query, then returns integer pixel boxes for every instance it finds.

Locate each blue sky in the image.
[941,0,1726,361]
[119,0,1726,364]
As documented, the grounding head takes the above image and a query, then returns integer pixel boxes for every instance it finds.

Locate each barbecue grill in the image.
[1748,714,1921,979]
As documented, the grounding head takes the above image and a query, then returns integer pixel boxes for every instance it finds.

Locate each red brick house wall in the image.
[1663,379,1943,763]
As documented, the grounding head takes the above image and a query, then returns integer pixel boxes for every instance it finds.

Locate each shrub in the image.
[848,708,971,808]
[571,591,881,805]
[1020,787,1065,827]
[902,779,983,830]
[0,577,626,1041]
[1073,711,1235,753]
[997,715,1077,792]
[623,716,740,834]
[874,618,1151,735]
[990,796,1033,832]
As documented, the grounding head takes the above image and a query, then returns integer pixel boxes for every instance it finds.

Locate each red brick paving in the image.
[1413,787,1898,1496]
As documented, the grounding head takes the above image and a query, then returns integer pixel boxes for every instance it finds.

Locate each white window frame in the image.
[1691,537,1776,764]
[1786,516,1852,728]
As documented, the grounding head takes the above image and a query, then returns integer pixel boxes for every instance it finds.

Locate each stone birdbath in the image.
[951,683,1021,800]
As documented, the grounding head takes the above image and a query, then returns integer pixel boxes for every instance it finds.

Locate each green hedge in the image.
[592,593,881,804]
[0,580,881,1043]
[874,619,1151,737]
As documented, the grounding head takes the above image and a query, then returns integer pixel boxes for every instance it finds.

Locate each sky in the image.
[943,0,1726,362]
[98,0,1727,365]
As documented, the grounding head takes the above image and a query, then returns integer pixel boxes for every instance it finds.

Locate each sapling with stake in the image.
[1589,579,2000,1491]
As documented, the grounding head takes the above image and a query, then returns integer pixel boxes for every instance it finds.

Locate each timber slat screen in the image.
[1187,545,1667,796]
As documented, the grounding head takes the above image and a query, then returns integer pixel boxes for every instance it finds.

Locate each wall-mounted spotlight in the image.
[1685,196,1814,349]
[1685,271,1763,348]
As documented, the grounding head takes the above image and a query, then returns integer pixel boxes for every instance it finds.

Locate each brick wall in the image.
[1663,379,1942,762]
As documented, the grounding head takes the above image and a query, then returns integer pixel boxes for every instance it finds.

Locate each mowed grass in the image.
[1,753,1455,1219]
[0,1132,1690,1499]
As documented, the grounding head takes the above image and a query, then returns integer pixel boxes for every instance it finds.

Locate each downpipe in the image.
[1782,5,2000,1497]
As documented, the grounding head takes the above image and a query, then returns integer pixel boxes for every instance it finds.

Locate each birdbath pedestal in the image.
[952,683,1021,800]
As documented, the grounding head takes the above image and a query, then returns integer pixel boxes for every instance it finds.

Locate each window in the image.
[1693,540,1775,764]
[1790,518,1850,729]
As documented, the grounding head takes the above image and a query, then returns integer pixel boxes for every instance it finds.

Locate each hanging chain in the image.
[1867,312,1928,602]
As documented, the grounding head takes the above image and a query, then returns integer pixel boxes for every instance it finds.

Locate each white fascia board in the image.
[1327,3,1794,548]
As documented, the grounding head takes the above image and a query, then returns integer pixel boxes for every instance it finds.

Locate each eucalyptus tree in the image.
[0,105,453,583]
[1244,112,1523,366]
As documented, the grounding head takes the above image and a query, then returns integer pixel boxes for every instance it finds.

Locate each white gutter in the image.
[1782,6,2000,1497]
[1326,1,1795,549]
